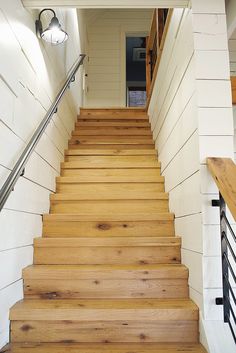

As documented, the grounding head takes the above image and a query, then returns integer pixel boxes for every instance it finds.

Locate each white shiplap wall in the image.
[85,9,152,107]
[148,5,202,310]
[149,2,235,351]
[0,0,83,348]
[192,0,235,351]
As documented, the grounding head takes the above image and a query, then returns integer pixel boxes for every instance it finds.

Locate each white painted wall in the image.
[85,9,152,107]
[149,2,235,352]
[0,0,84,348]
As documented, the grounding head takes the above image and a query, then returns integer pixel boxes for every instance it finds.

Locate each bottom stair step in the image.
[10,299,199,343]
[4,343,208,353]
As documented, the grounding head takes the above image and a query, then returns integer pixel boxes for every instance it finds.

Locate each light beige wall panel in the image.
[0,209,42,251]
[86,9,152,107]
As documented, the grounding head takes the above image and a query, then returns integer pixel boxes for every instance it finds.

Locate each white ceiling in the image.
[22,0,189,9]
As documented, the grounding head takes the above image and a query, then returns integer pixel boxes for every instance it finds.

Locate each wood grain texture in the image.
[72,127,152,136]
[50,199,169,214]
[231,77,236,104]
[62,156,159,168]
[7,108,204,350]
[56,182,165,196]
[10,298,198,321]
[207,157,236,221]
[3,342,208,353]
[69,136,154,145]
[75,121,151,127]
[11,320,198,343]
[60,169,161,182]
[43,218,174,237]
[65,149,157,155]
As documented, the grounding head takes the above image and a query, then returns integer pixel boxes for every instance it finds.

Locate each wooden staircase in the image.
[6,108,207,353]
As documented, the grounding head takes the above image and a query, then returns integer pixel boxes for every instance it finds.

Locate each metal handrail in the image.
[0,54,86,211]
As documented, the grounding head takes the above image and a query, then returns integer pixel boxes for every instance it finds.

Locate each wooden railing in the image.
[146,8,173,106]
[231,77,236,104]
[207,157,236,343]
[208,158,236,221]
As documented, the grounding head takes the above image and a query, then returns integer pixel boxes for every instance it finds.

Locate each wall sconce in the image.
[35,8,68,45]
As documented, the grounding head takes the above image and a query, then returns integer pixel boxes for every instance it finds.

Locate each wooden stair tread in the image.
[55,183,165,198]
[3,342,208,353]
[68,144,155,150]
[50,200,169,215]
[43,212,175,221]
[65,149,156,156]
[8,108,202,348]
[51,190,167,201]
[76,121,151,126]
[72,128,152,136]
[69,137,154,145]
[57,177,164,184]
[60,168,162,182]
[61,156,159,168]
[23,264,188,279]
[34,236,181,247]
[10,298,198,321]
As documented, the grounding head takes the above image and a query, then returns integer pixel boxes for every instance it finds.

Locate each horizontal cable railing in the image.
[207,157,236,343]
[0,54,86,212]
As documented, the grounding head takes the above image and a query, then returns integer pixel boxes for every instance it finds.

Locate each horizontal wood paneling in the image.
[0,2,83,348]
[148,9,203,314]
[86,9,152,107]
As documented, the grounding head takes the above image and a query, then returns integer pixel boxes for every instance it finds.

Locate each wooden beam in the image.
[22,0,189,9]
[231,77,236,104]
[207,157,236,222]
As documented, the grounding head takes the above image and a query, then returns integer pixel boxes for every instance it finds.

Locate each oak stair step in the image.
[3,343,208,353]
[43,212,174,222]
[62,156,159,168]
[23,264,188,299]
[69,136,154,145]
[60,168,161,181]
[56,182,165,195]
[52,187,167,200]
[72,127,152,136]
[33,237,181,265]
[65,148,157,155]
[50,199,169,214]
[68,144,155,150]
[10,299,198,343]
[76,121,151,127]
[42,213,175,237]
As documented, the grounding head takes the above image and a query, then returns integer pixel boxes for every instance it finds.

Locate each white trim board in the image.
[22,0,189,9]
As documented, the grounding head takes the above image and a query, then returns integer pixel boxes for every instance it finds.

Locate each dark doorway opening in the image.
[126,37,146,107]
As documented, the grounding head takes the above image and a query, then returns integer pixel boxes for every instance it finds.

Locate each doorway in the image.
[126,36,147,107]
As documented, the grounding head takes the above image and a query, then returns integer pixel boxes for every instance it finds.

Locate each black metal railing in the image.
[213,193,236,343]
[0,54,86,212]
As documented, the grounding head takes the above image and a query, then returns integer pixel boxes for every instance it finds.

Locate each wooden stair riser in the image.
[59,169,161,181]
[34,246,180,265]
[72,128,152,136]
[76,121,151,127]
[68,144,155,150]
[50,200,169,214]
[4,342,209,353]
[69,137,154,145]
[24,278,188,299]
[7,108,204,352]
[43,219,175,238]
[63,156,159,168]
[65,149,157,156]
[11,320,198,343]
[52,187,167,200]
